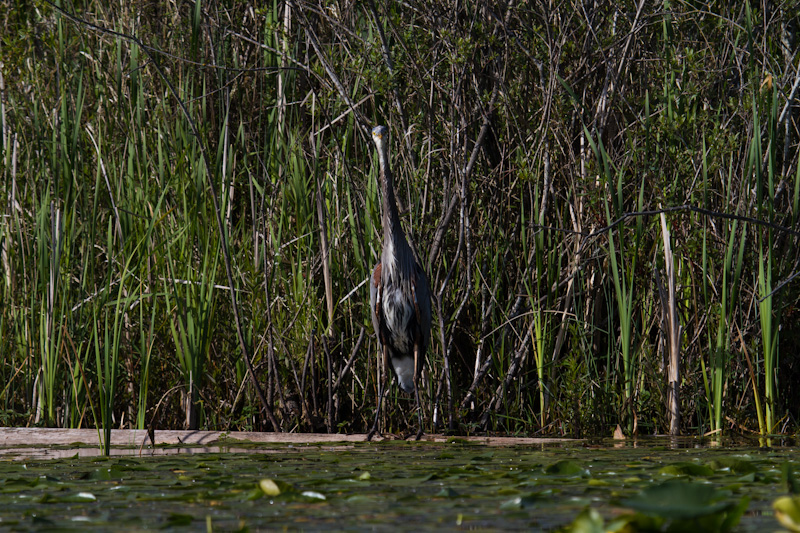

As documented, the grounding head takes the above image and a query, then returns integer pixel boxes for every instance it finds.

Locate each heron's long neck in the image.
[378,148,411,265]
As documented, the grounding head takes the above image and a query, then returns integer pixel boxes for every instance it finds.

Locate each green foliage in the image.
[0,0,798,437]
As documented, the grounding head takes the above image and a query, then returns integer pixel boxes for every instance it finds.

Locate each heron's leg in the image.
[414,342,424,440]
[367,345,388,441]
[366,380,383,441]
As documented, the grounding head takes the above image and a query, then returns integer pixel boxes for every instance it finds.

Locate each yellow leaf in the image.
[760,73,773,92]
[773,496,800,531]
[259,479,281,496]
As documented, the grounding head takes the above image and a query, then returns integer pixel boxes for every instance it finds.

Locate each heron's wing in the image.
[369,262,382,346]
[412,262,433,354]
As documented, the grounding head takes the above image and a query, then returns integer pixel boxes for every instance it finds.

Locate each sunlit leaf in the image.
[559,508,604,533]
[258,479,281,496]
[774,496,800,531]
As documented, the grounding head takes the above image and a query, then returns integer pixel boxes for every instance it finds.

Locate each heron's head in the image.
[371,125,388,152]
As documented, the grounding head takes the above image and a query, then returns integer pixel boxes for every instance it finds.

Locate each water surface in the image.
[0,438,792,531]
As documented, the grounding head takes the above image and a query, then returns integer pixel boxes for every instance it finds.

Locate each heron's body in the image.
[370,254,430,393]
[367,125,432,439]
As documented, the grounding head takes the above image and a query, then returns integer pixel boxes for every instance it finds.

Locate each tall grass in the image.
[585,131,646,431]
[754,83,782,437]
[0,0,798,440]
[700,149,747,434]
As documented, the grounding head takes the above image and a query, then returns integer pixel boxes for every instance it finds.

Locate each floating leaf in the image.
[89,467,126,480]
[658,462,714,476]
[710,458,757,474]
[500,492,544,510]
[34,491,98,504]
[621,480,727,519]
[560,508,604,533]
[545,460,589,477]
[774,496,800,531]
[620,480,748,532]
[560,509,651,533]
[345,494,378,504]
[30,515,55,526]
[301,491,326,501]
[259,479,281,496]
[0,477,35,493]
[64,492,97,503]
[162,513,193,527]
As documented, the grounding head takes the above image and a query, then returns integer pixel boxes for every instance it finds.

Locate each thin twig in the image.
[333,327,366,390]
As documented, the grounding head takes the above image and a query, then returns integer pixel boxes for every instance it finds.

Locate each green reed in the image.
[1,0,799,440]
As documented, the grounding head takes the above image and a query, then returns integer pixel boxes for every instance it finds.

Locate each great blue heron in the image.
[367,125,432,441]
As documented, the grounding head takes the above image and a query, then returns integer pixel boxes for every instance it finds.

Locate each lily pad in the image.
[500,492,545,509]
[709,458,757,474]
[545,460,589,477]
[258,478,293,496]
[621,480,728,519]
[619,480,749,532]
[301,490,326,501]
[162,513,194,527]
[658,462,714,476]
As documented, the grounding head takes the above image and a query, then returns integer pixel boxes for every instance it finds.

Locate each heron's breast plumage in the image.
[381,281,415,354]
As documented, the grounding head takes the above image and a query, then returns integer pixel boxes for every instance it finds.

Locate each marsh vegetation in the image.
[0,0,799,441]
